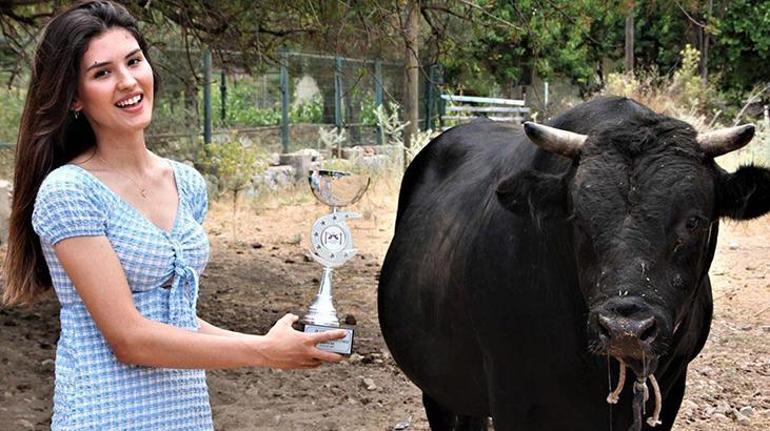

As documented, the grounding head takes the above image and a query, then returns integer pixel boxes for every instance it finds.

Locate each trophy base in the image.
[302,323,355,355]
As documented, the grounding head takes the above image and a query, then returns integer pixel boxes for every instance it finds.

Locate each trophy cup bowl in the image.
[308,169,370,208]
[301,170,369,355]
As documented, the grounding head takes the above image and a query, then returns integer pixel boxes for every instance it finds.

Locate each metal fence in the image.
[147,48,444,154]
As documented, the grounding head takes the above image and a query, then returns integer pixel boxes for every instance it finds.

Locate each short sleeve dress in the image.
[32,159,214,430]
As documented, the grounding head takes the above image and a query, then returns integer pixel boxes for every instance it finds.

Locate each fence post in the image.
[202,48,212,146]
[375,59,383,145]
[437,65,445,130]
[220,71,227,123]
[334,56,343,131]
[425,64,438,131]
[280,48,290,154]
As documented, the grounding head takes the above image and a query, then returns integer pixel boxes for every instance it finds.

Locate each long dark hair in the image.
[3,0,159,305]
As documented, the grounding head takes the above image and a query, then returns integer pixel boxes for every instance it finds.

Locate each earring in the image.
[72,110,80,119]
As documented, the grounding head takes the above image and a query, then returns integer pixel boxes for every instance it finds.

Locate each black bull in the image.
[378,97,770,431]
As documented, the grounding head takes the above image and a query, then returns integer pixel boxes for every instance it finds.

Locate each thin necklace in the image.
[95,153,149,199]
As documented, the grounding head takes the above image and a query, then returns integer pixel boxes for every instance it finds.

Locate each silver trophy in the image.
[302,169,370,355]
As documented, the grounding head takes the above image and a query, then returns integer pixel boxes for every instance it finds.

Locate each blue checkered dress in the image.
[32,160,214,430]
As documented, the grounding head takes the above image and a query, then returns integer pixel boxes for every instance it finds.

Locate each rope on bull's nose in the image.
[646,374,663,427]
[606,358,626,404]
[631,377,648,431]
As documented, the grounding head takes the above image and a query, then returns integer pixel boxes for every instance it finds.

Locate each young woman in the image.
[2,1,345,429]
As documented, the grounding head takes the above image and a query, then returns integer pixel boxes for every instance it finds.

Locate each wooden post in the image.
[403,0,420,165]
[280,48,289,154]
[202,48,212,145]
[220,71,227,123]
[375,59,383,145]
[625,5,635,73]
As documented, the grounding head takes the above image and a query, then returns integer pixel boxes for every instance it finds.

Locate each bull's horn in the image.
[697,124,755,157]
[523,122,587,158]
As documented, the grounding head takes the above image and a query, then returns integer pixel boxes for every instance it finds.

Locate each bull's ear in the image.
[716,165,770,220]
[496,170,567,218]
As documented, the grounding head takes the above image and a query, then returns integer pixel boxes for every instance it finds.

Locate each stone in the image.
[361,377,377,391]
[738,406,754,417]
[278,153,314,179]
[735,412,751,426]
[393,419,411,430]
[341,147,363,161]
[253,165,296,193]
[295,148,321,161]
[347,353,364,364]
[711,413,729,422]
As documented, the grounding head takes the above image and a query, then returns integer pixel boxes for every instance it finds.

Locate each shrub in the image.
[197,132,270,239]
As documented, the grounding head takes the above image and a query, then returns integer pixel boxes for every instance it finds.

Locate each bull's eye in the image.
[685,216,702,232]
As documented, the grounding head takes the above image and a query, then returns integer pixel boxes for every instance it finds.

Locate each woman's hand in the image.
[260,313,346,369]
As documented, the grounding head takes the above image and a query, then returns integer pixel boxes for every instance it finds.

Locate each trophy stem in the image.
[303,267,340,326]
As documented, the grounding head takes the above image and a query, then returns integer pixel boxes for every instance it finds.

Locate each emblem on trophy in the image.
[302,169,370,355]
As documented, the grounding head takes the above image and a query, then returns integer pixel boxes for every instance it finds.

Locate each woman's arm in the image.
[54,235,344,369]
[197,317,250,338]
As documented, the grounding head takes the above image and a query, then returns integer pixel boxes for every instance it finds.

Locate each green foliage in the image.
[373,102,407,147]
[709,0,770,98]
[0,85,24,146]
[359,96,378,126]
[289,96,323,123]
[149,95,198,136]
[670,44,709,110]
[603,44,727,120]
[219,78,281,127]
[197,132,269,196]
[442,0,625,95]
[317,126,347,152]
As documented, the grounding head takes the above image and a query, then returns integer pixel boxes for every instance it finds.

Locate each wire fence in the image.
[146,49,443,155]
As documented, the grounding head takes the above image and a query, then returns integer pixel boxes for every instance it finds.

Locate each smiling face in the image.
[73,27,154,136]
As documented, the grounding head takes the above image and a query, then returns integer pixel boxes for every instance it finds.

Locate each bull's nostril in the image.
[597,315,612,339]
[639,318,658,343]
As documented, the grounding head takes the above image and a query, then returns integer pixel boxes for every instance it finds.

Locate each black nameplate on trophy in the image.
[303,324,354,355]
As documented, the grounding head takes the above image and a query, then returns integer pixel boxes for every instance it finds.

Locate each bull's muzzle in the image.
[595,298,659,358]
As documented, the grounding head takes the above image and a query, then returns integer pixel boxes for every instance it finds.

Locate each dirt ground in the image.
[0,176,768,431]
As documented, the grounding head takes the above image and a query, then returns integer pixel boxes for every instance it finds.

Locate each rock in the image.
[279,153,313,180]
[348,353,364,364]
[681,400,698,412]
[735,412,751,426]
[711,413,729,422]
[341,147,363,161]
[738,406,754,417]
[393,419,411,430]
[254,165,296,192]
[295,148,321,161]
[250,242,263,249]
[361,377,377,391]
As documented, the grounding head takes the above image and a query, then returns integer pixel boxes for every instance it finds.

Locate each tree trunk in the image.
[625,6,635,73]
[403,0,420,163]
[700,0,713,85]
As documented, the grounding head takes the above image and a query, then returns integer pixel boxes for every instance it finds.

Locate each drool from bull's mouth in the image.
[607,356,663,430]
